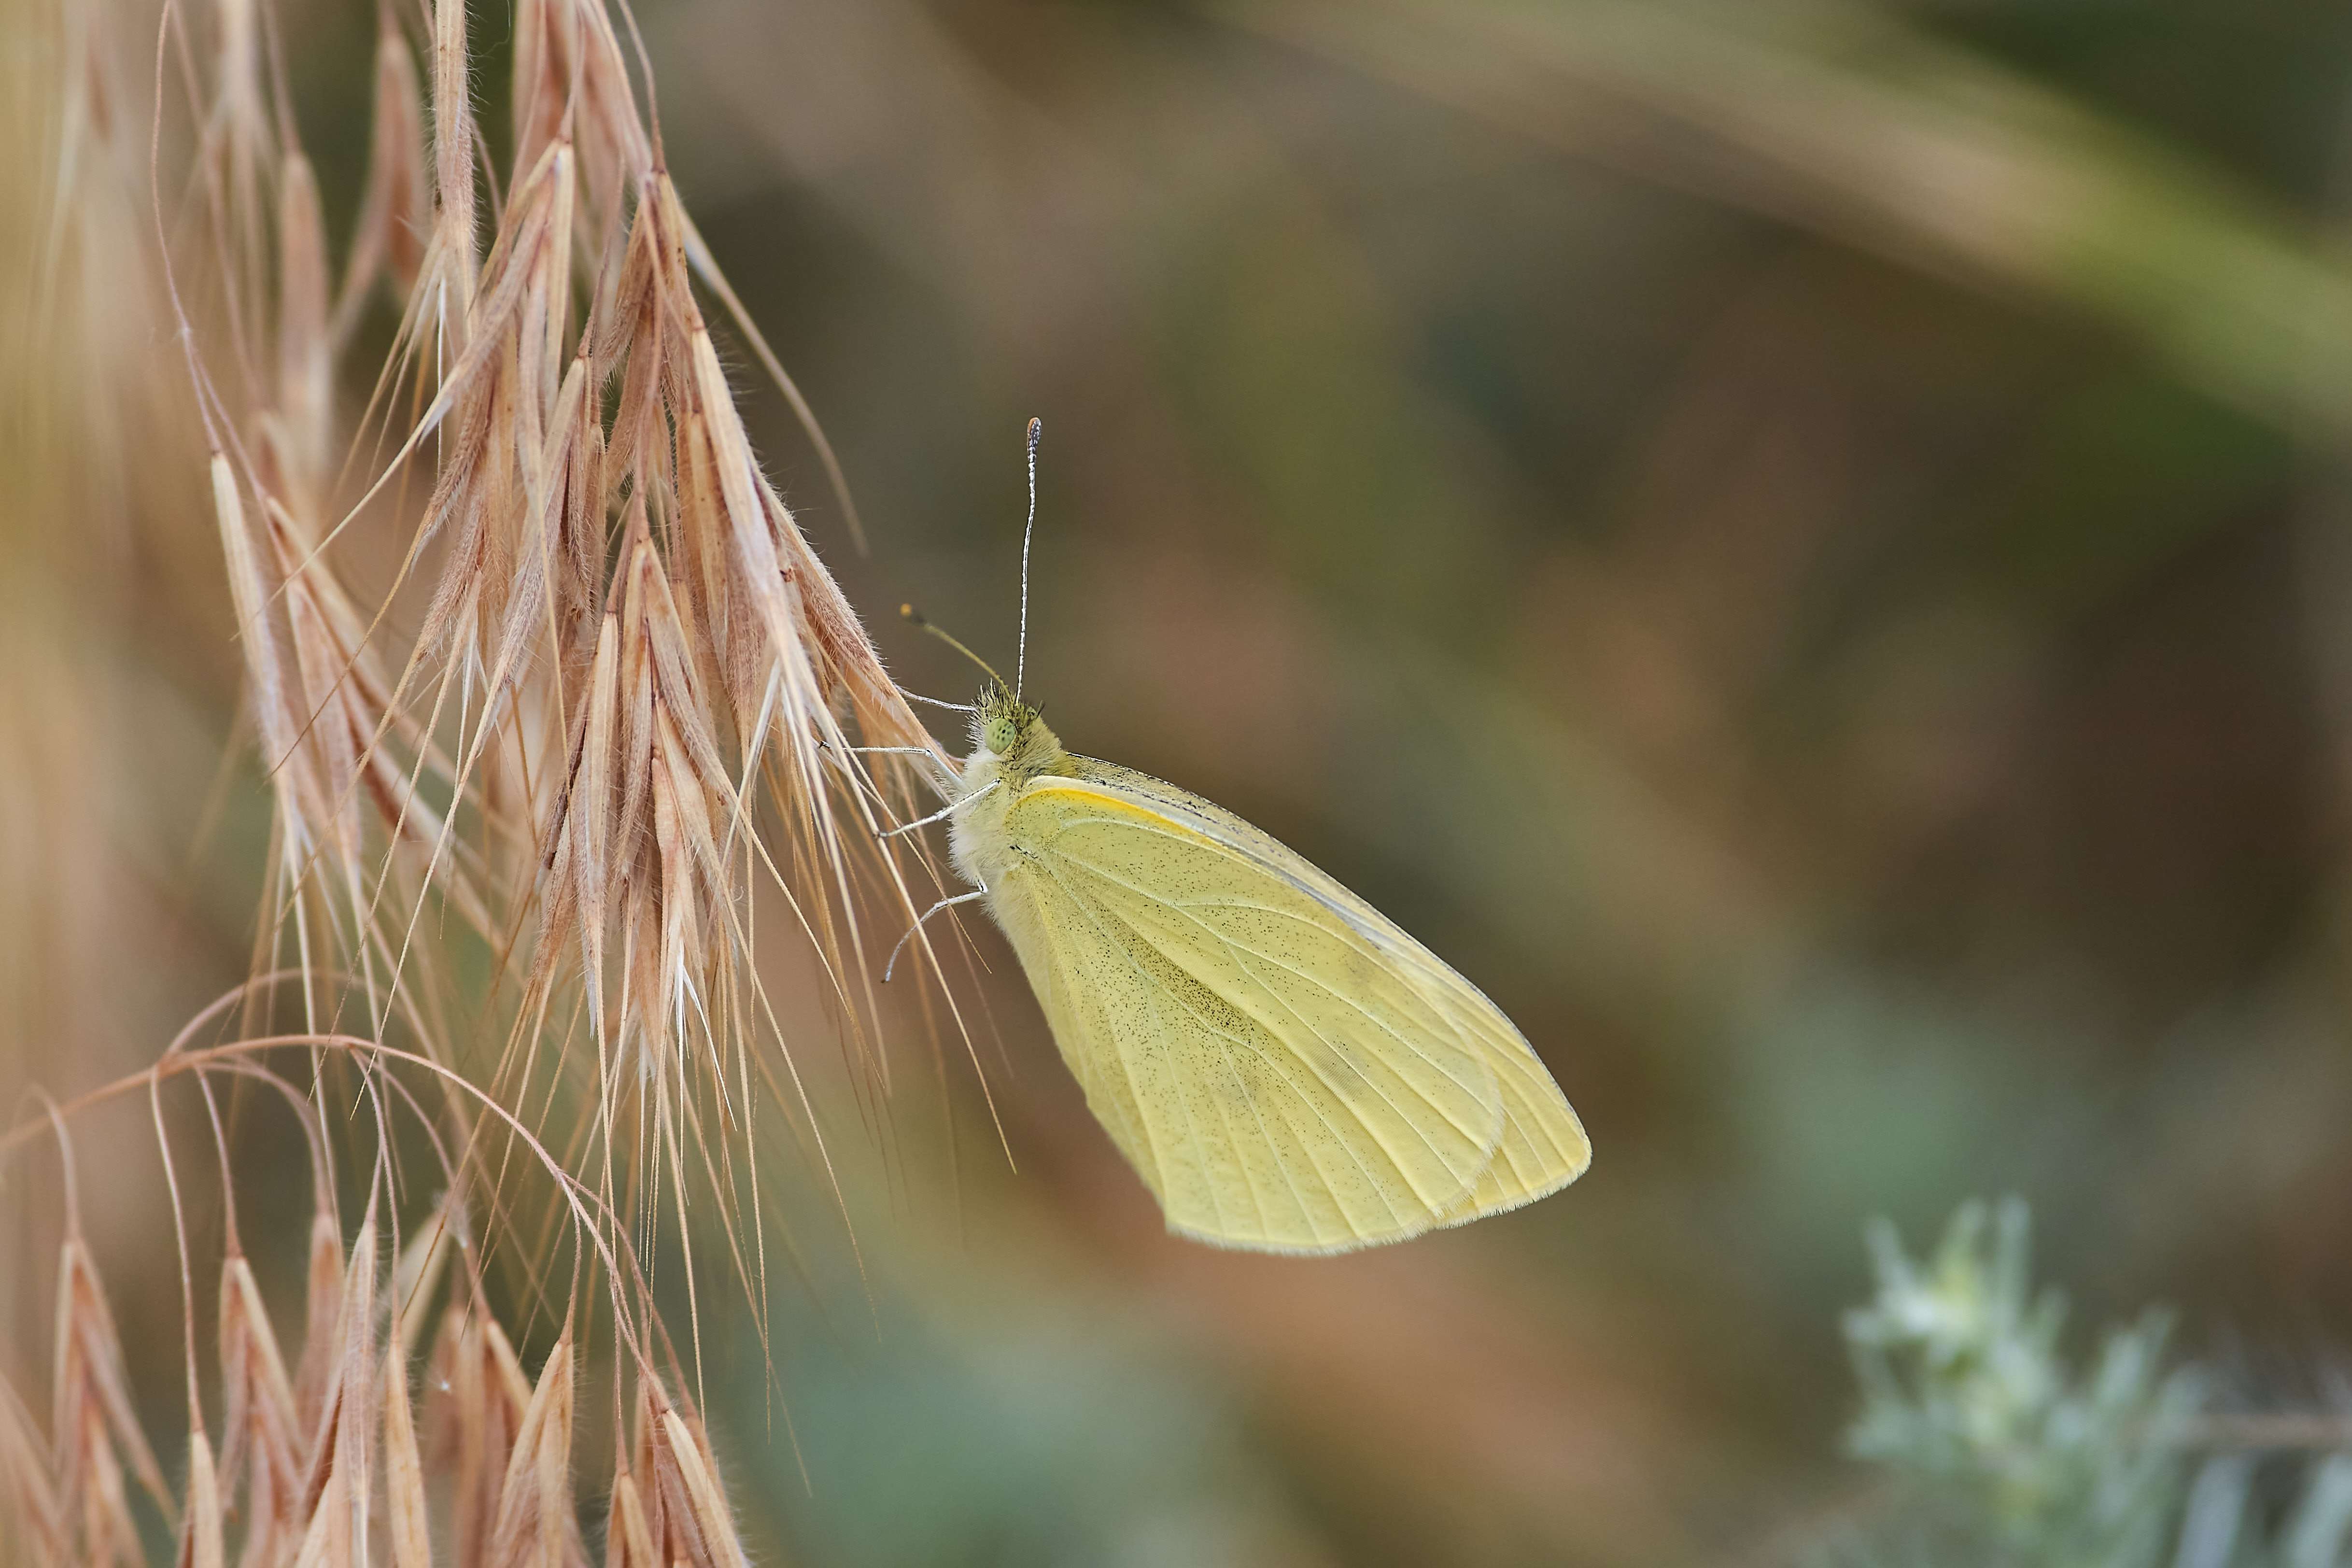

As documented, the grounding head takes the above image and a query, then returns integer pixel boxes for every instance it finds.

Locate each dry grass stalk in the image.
[161,0,977,1348]
[0,1372,64,1566]
[7,0,1007,1549]
[54,1235,177,1565]
[183,1429,226,1568]
[483,1332,586,1567]
[3,1043,761,1567]
[601,1467,658,1568]
[382,1324,431,1568]
[438,1308,538,1566]
[651,1408,749,1568]
[219,1250,307,1568]
[606,1381,749,1568]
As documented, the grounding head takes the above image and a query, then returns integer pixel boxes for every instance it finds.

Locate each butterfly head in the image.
[974,680,1035,754]
[972,681,1067,778]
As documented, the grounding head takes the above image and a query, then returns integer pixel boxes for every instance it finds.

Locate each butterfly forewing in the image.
[994,773,1519,1251]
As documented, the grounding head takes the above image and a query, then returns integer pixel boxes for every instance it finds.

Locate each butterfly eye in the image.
[983,715,1017,754]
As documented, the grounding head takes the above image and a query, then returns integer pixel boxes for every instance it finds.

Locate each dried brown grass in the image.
[1,1040,761,1568]
[173,0,1005,1351]
[4,0,1006,1554]
[167,0,985,1215]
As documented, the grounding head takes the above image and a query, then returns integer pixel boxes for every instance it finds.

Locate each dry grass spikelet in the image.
[218,1248,306,1568]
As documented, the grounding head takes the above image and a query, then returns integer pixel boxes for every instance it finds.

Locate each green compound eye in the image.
[983,715,1018,754]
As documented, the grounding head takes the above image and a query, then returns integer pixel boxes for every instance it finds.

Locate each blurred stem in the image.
[1236,0,2352,438]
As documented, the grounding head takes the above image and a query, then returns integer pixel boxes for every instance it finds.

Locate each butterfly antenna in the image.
[902,604,1009,690]
[1017,416,1042,699]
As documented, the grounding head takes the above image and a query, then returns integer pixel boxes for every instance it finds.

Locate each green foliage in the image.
[1825,1198,2352,1568]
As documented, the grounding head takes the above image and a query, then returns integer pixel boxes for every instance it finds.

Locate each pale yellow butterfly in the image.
[887,419,1589,1254]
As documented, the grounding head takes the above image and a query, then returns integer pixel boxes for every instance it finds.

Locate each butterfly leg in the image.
[884,884,989,982]
[878,778,1001,840]
[902,692,979,714]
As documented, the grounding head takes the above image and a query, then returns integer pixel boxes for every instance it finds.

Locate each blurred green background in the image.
[15,0,2352,1562]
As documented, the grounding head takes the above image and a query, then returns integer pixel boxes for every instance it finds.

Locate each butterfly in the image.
[886,421,1588,1254]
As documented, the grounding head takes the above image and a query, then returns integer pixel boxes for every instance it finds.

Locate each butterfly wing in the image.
[1062,762,1592,1233]
[987,762,1585,1252]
